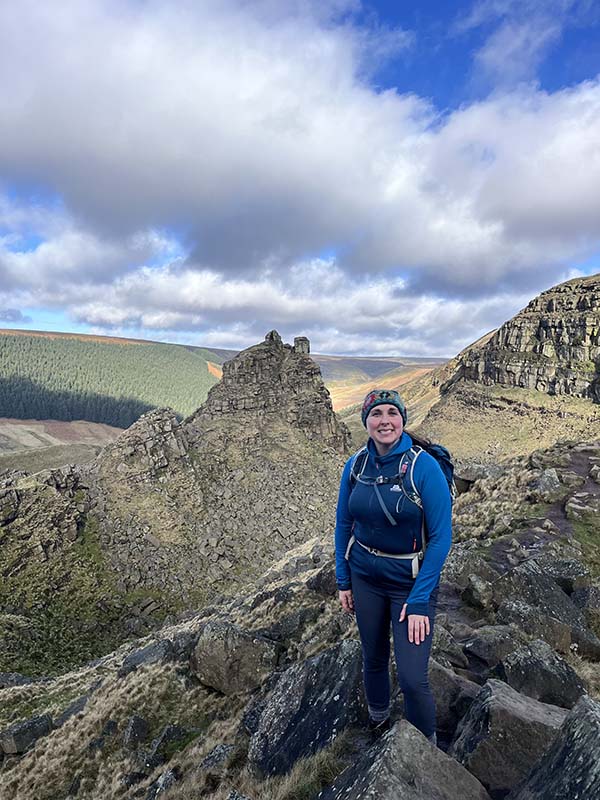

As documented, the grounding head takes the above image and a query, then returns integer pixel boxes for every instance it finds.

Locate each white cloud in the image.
[456,0,593,87]
[0,1,599,355]
[49,259,530,357]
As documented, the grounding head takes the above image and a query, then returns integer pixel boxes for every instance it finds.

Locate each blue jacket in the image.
[334,432,452,616]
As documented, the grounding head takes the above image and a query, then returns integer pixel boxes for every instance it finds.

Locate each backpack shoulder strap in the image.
[399,446,424,509]
[349,446,369,485]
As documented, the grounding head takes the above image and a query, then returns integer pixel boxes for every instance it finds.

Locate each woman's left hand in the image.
[399,604,430,645]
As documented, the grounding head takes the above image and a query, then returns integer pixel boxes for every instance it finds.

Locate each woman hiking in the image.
[334,389,452,743]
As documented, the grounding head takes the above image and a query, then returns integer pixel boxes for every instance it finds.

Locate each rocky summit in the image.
[414,274,600,465]
[1,436,599,800]
[0,332,351,676]
[444,273,600,400]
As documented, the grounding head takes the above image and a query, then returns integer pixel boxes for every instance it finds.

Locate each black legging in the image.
[350,558,438,736]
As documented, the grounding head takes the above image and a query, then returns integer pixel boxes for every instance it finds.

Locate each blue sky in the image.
[1,0,600,356]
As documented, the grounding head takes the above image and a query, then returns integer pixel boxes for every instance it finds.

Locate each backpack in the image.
[349,442,456,545]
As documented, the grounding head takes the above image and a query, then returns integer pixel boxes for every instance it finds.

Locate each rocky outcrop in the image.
[318,721,492,800]
[247,640,366,776]
[187,330,348,452]
[506,696,600,800]
[449,680,567,798]
[0,332,351,675]
[0,504,599,800]
[442,274,600,400]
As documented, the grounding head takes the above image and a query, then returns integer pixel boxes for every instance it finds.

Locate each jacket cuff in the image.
[337,580,352,591]
[405,602,429,616]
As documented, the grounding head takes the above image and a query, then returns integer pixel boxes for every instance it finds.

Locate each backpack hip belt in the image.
[344,534,423,579]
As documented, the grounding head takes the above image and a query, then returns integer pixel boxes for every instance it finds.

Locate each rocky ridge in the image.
[0,332,351,675]
[443,274,600,400]
[1,436,599,799]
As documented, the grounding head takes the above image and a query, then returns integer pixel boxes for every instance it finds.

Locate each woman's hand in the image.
[399,604,430,645]
[339,589,354,613]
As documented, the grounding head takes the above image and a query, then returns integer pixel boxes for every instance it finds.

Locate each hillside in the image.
[0,418,123,473]
[0,331,218,428]
[418,274,600,464]
[0,332,351,677]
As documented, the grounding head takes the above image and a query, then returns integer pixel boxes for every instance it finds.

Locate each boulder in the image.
[191,620,281,695]
[462,626,522,670]
[462,575,495,611]
[527,469,564,502]
[530,555,591,595]
[432,625,470,669]
[0,673,35,689]
[123,715,150,749]
[449,680,567,798]
[571,584,600,636]
[0,714,53,754]
[429,660,480,744]
[198,743,235,772]
[305,562,337,597]
[318,720,491,800]
[494,640,587,708]
[53,694,91,728]
[247,639,365,775]
[506,696,600,799]
[145,767,180,799]
[143,725,188,770]
[493,561,600,660]
[118,640,175,677]
[496,600,571,654]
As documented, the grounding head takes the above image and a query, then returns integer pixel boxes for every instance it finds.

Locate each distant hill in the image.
[0,328,447,436]
[0,418,123,473]
[0,330,218,428]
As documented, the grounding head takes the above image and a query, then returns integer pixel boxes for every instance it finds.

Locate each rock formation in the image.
[0,332,351,675]
[1,434,599,799]
[443,273,600,400]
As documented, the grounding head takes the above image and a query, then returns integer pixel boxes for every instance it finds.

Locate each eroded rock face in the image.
[187,330,350,452]
[318,720,492,800]
[191,620,281,695]
[442,274,600,400]
[0,333,352,675]
[493,640,587,709]
[507,696,600,800]
[88,331,352,603]
[449,680,567,798]
[247,639,365,776]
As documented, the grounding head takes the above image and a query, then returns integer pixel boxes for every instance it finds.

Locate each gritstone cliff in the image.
[414,273,600,465]
[443,273,600,400]
[0,332,351,675]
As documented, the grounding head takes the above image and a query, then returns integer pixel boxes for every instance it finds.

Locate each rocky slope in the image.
[0,332,351,676]
[415,274,600,464]
[443,274,600,400]
[1,437,599,800]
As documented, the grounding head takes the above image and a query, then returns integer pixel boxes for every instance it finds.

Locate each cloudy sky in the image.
[1,0,600,357]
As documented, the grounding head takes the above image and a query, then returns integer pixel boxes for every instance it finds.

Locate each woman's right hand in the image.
[339,589,354,613]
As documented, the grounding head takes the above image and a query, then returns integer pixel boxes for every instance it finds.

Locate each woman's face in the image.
[366,403,404,454]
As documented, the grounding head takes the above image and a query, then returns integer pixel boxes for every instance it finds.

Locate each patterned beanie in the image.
[361,389,408,427]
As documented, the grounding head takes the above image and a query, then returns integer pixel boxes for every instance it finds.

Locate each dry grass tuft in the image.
[164,728,354,800]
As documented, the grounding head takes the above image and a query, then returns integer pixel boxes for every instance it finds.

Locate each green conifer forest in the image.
[0,334,219,427]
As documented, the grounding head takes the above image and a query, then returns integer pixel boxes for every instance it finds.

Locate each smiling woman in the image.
[334,388,452,742]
